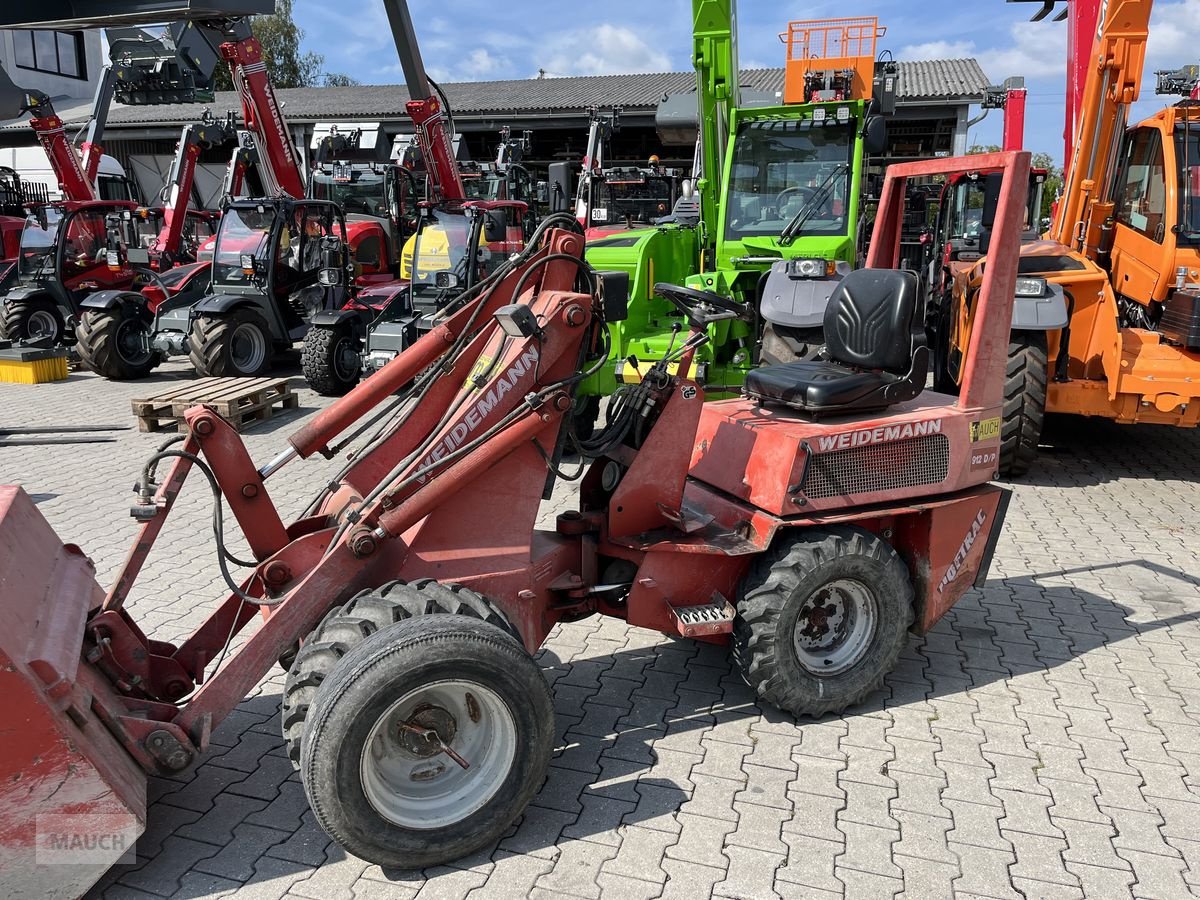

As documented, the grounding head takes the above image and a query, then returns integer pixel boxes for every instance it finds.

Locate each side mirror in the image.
[681,178,695,200]
[435,271,460,289]
[863,116,887,156]
[981,173,1004,229]
[318,267,342,287]
[536,181,550,204]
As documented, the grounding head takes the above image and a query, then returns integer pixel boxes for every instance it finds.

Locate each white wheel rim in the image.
[230,321,267,372]
[28,309,59,340]
[792,578,878,677]
[359,679,517,830]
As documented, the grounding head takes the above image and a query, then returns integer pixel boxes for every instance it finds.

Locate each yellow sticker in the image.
[617,359,679,384]
[466,355,493,388]
[970,417,1001,442]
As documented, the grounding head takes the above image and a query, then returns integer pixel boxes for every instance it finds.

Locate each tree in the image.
[322,72,360,87]
[210,0,326,91]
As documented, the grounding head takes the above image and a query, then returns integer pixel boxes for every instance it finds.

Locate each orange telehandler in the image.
[929,0,1200,475]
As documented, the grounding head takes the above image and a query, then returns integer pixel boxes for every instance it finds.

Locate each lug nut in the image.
[193,418,214,436]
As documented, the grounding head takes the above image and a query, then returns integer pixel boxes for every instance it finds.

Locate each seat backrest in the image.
[822,268,921,374]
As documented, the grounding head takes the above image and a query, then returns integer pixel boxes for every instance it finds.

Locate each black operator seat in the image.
[744,268,928,416]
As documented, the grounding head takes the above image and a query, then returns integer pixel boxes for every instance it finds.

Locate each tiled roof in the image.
[1,60,990,132]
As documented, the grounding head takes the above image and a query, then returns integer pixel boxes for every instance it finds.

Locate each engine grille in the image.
[804,434,950,500]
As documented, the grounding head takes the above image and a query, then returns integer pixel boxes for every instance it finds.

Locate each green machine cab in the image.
[576,9,893,424]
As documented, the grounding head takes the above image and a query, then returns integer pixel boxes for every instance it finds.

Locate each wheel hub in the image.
[792,579,878,677]
[397,705,458,758]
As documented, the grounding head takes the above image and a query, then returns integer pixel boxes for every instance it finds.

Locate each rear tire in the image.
[282,579,518,769]
[298,615,550,869]
[302,324,361,396]
[733,526,913,717]
[1,295,64,344]
[188,308,273,377]
[999,332,1047,477]
[76,306,158,380]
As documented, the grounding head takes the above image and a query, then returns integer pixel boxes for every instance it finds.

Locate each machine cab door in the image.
[60,208,132,296]
[1109,125,1176,305]
[275,203,348,332]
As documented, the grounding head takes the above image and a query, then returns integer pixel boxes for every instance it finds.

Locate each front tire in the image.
[1,295,64,344]
[298,613,551,869]
[76,306,159,380]
[302,324,361,396]
[999,332,1048,477]
[733,526,914,717]
[188,308,273,377]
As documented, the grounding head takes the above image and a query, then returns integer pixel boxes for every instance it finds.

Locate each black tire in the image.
[733,526,914,717]
[188,308,273,377]
[1,295,64,344]
[302,324,361,396]
[570,395,601,441]
[282,579,518,768]
[76,306,159,380]
[299,614,553,869]
[999,332,1048,478]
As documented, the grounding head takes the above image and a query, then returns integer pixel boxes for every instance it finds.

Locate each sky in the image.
[292,0,1200,168]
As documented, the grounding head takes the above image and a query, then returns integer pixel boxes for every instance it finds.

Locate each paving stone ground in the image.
[3,358,1200,900]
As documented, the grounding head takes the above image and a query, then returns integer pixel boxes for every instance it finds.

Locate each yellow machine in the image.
[935,0,1200,475]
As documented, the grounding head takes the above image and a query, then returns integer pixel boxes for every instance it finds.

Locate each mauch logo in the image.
[36,812,139,866]
[937,509,988,594]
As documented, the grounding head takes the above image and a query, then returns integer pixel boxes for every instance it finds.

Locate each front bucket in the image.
[0,486,147,898]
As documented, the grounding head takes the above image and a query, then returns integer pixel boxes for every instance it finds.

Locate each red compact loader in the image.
[0,150,1028,893]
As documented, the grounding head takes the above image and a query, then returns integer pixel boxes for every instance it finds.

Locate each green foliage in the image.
[210,0,326,91]
[322,72,360,87]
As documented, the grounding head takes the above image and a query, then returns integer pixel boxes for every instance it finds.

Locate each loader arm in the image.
[691,0,739,249]
[1049,0,1153,252]
[0,67,97,201]
[154,113,238,258]
[382,0,467,203]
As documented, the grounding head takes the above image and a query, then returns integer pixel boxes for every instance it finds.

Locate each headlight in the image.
[812,108,827,123]
[790,258,830,279]
[1014,276,1046,298]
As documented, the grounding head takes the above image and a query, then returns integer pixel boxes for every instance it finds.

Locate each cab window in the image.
[1114,128,1167,242]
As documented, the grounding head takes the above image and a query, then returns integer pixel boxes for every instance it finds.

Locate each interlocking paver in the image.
[714,846,784,900]
[11,364,1198,900]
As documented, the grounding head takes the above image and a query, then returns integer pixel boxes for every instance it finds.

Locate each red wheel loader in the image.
[0,149,1028,892]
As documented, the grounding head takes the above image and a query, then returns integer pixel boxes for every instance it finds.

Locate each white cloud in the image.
[540,24,671,76]
[899,20,1066,81]
[898,40,974,62]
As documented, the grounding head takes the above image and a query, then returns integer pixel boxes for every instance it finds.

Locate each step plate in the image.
[667,594,736,638]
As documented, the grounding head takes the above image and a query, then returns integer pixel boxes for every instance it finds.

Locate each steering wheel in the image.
[654,282,749,326]
[775,186,815,210]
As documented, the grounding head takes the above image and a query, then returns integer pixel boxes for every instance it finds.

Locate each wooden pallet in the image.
[131,377,299,433]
